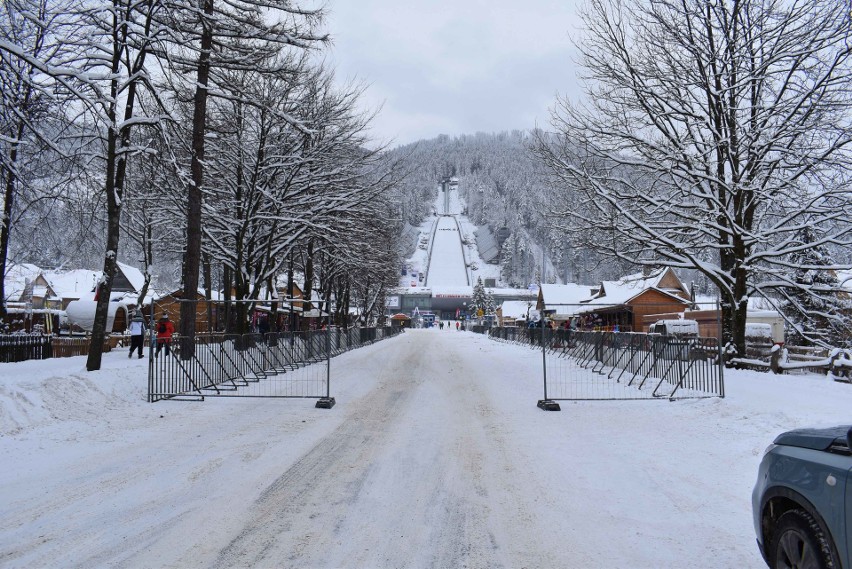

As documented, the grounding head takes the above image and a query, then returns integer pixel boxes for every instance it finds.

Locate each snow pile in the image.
[0,356,147,436]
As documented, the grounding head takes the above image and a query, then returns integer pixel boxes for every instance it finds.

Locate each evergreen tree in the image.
[781,226,852,348]
[500,233,516,285]
[484,289,496,316]
[471,276,487,315]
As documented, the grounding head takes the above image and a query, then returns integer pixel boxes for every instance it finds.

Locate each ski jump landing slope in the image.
[424,185,471,288]
[426,215,469,287]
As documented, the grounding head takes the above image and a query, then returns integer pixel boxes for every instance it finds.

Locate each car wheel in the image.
[769,509,839,569]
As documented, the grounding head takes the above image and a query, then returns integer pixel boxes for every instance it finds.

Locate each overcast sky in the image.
[323,1,584,149]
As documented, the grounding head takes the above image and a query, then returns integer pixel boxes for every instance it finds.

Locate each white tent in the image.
[65,300,130,333]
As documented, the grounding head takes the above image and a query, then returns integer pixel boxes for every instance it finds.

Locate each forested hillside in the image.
[387,131,637,288]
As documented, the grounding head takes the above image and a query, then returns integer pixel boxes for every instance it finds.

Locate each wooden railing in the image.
[0,334,128,362]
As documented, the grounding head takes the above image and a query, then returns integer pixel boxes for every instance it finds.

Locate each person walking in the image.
[128,311,146,359]
[155,313,175,357]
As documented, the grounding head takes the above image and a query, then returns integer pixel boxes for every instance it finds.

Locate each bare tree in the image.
[81,0,170,370]
[1,1,171,368]
[199,63,398,333]
[535,0,852,354]
[0,0,74,319]
[159,0,326,353]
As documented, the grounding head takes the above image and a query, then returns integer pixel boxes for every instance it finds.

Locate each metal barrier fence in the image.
[147,327,401,403]
[485,328,724,401]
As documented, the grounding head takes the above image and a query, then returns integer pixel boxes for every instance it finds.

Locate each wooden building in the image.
[145,289,224,333]
[390,313,411,328]
[575,268,692,332]
[536,283,597,324]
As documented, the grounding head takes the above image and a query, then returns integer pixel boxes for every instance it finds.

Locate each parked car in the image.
[752,425,851,569]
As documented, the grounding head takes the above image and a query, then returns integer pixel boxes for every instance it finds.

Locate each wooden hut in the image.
[576,268,691,332]
[390,313,411,328]
[147,289,223,333]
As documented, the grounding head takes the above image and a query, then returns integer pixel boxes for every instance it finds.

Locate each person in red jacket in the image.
[155,313,175,357]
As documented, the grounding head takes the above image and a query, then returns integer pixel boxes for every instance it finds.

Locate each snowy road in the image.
[3,329,850,567]
[209,332,560,569]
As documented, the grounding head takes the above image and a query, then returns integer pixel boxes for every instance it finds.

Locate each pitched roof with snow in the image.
[3,263,42,301]
[582,286,689,308]
[539,283,597,316]
[4,262,147,303]
[43,269,99,300]
[117,262,145,292]
[499,300,535,320]
[540,283,594,305]
[587,267,688,305]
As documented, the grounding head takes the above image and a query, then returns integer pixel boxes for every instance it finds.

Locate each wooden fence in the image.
[730,343,852,381]
[0,334,127,362]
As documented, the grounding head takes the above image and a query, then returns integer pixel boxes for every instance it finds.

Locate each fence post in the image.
[315,302,335,409]
[770,345,782,374]
[538,323,560,411]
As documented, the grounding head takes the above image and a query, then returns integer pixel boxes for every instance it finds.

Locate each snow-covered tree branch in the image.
[535,0,852,352]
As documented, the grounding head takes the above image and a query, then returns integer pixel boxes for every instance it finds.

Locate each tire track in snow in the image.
[209,331,560,569]
[209,334,436,568]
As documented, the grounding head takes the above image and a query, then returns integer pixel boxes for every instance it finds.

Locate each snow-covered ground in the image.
[1,329,848,568]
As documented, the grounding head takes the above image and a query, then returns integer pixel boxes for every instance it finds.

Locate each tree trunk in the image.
[268,276,279,332]
[202,252,212,333]
[223,263,232,333]
[0,128,22,322]
[360,280,373,326]
[86,123,121,371]
[717,225,750,359]
[288,255,295,332]
[135,222,153,309]
[302,241,314,331]
[88,37,143,369]
[234,269,250,335]
[341,281,350,327]
[179,0,214,358]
